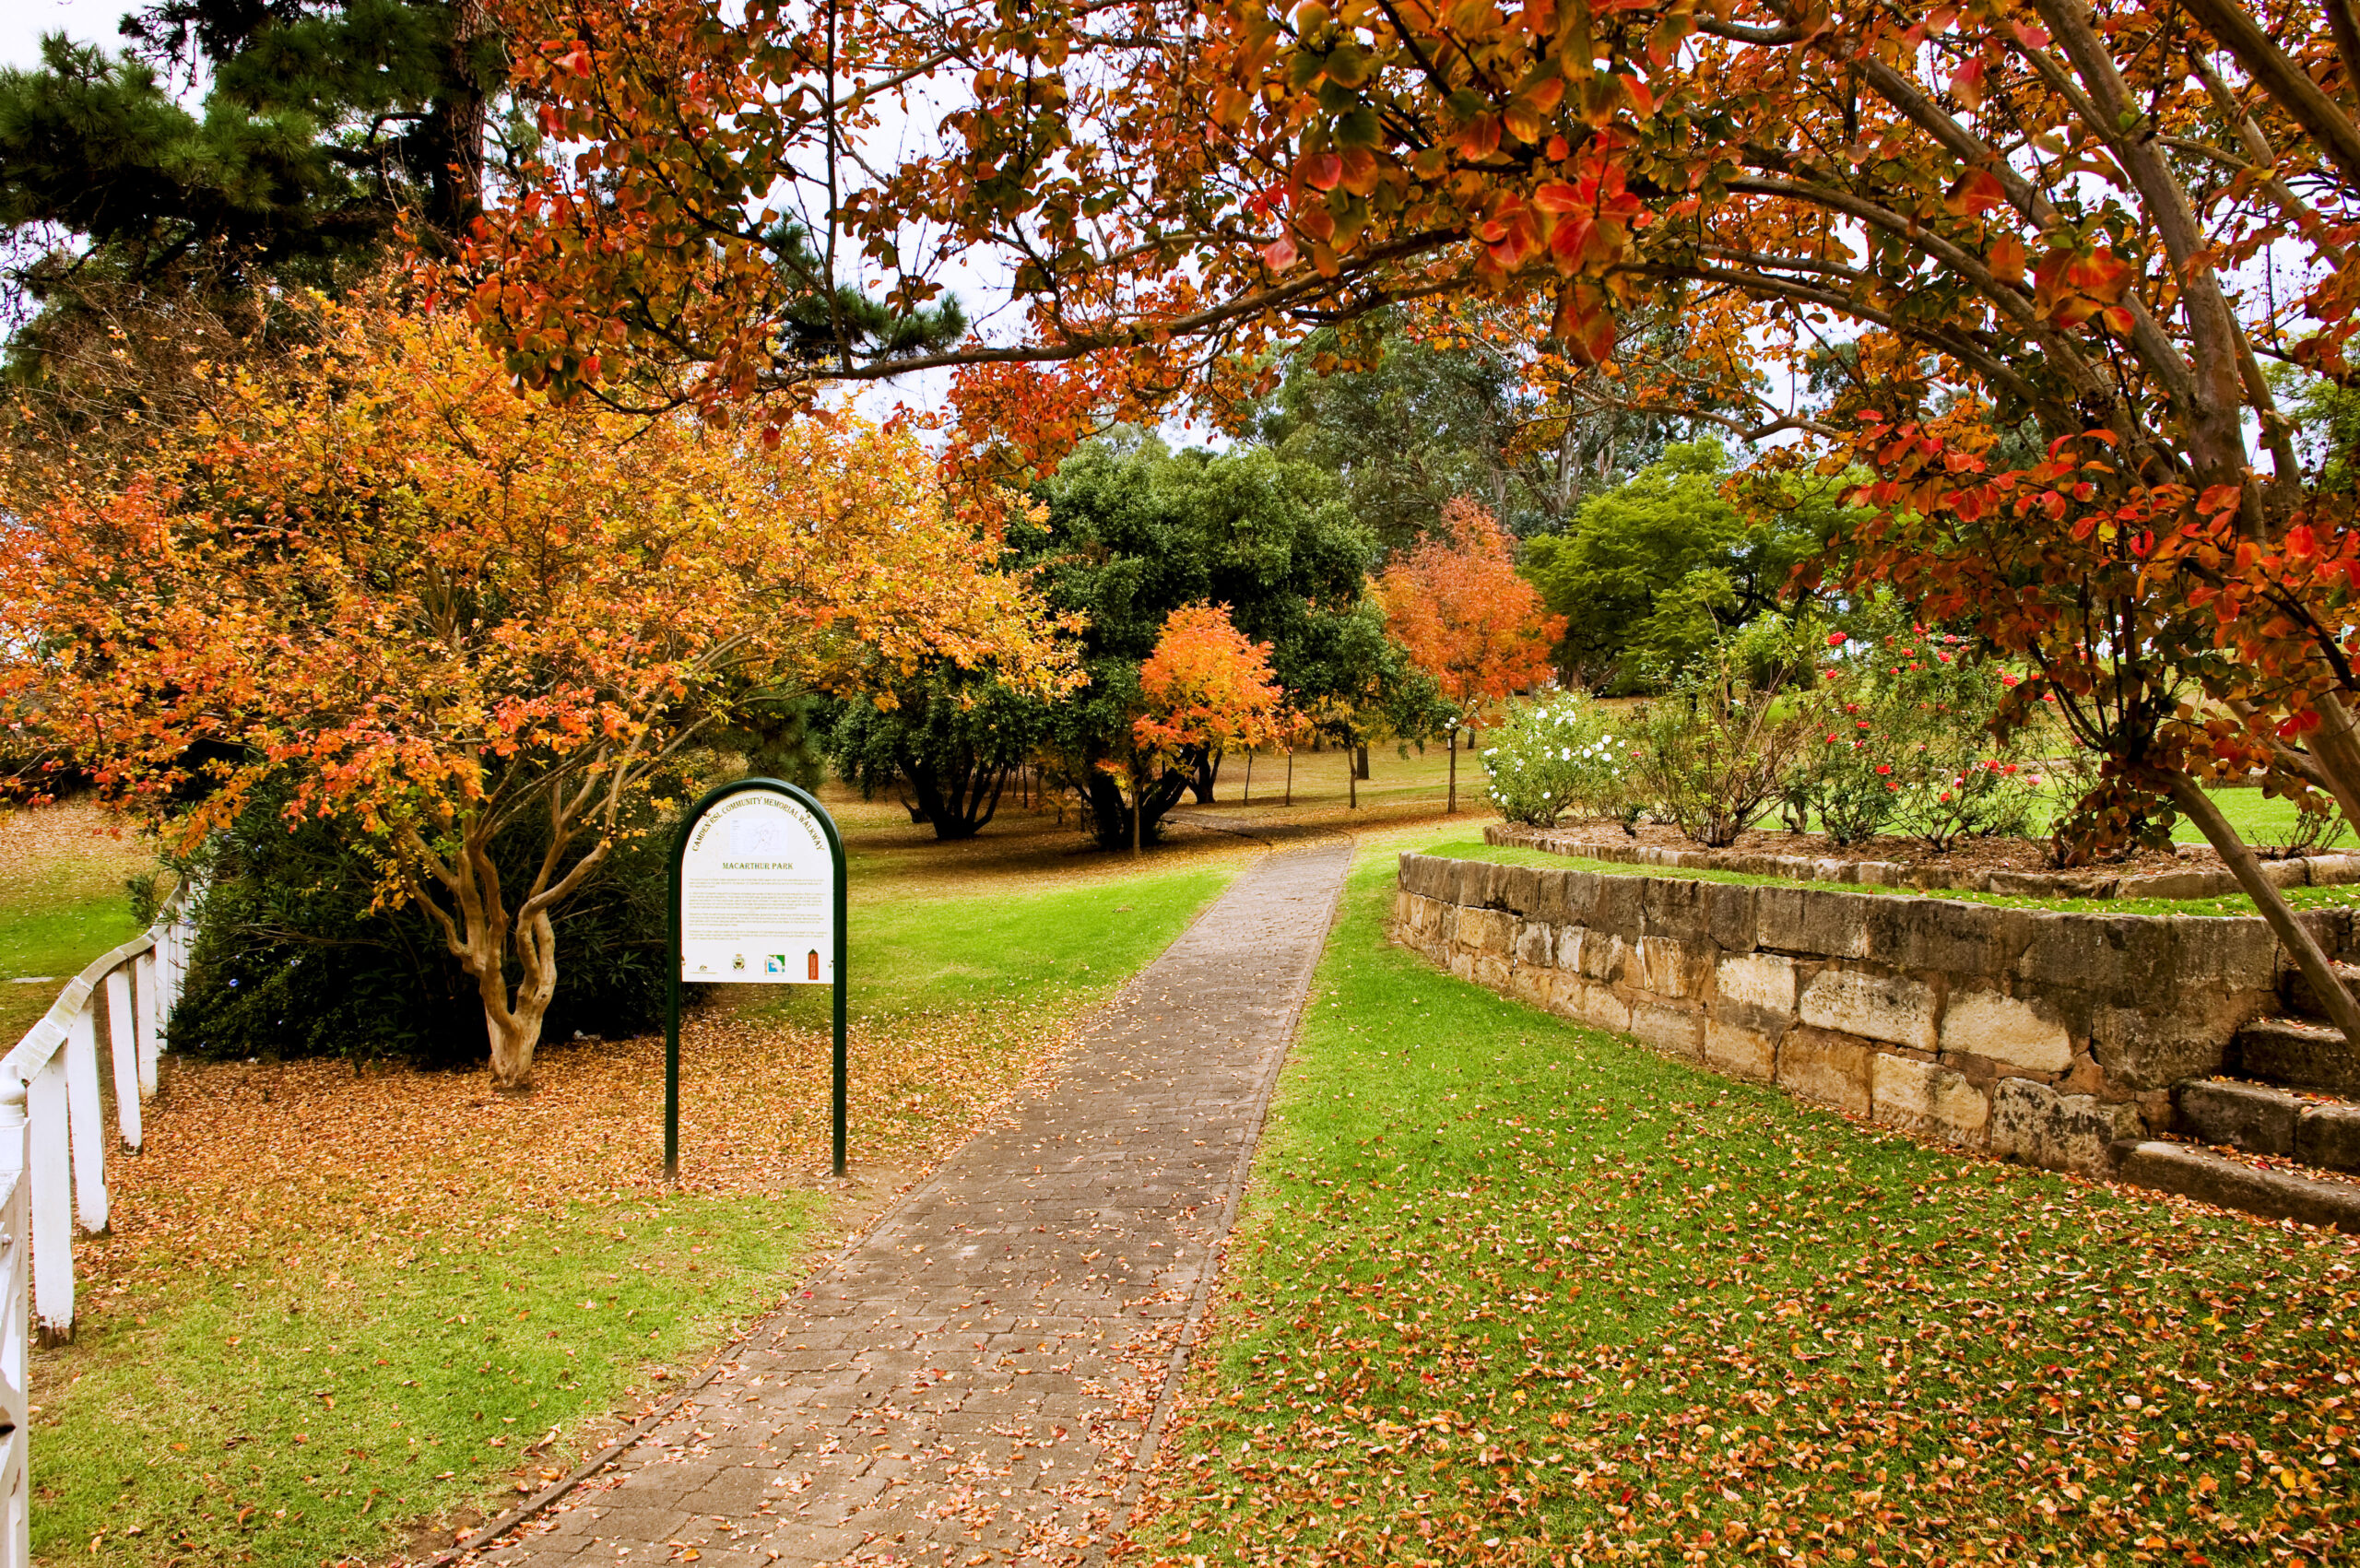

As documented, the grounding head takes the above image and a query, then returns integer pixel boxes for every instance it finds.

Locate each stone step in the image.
[2111,1140,2360,1234]
[2232,1018,2360,1094]
[2173,1079,2360,1173]
[2282,960,2360,1024]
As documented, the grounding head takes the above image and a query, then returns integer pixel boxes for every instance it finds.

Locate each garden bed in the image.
[1493,819,2360,901]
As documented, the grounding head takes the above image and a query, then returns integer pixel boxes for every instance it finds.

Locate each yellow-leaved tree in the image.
[0,298,1076,1089]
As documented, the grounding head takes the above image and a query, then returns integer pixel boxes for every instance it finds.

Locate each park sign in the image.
[666,778,847,1179]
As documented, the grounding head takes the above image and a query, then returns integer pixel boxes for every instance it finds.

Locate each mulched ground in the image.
[80,993,1090,1320]
[1529,817,2214,876]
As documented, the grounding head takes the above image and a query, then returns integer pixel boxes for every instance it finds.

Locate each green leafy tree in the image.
[1521,440,1828,693]
[1017,437,1408,848]
[829,673,1042,841]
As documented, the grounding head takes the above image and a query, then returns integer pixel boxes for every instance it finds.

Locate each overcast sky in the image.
[3,0,128,69]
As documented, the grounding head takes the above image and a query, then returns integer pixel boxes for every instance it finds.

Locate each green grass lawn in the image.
[1131,850,2360,1567]
[45,855,1243,1568]
[58,1192,825,1564]
[760,862,1237,1026]
[0,808,159,1043]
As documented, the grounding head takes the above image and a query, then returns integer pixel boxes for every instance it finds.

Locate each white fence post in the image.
[23,1055,69,1339]
[104,970,140,1150]
[0,1084,29,1568]
[61,1008,106,1237]
[132,950,159,1097]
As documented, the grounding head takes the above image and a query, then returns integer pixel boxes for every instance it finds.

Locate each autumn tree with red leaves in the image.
[1375,497,1566,814]
[467,0,2360,1035]
[0,300,1072,1089]
[1116,604,1286,856]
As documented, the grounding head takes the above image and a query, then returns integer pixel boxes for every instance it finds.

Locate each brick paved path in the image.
[487,841,1352,1568]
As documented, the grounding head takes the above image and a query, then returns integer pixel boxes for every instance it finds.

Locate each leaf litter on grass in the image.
[44,992,1096,1568]
[1126,860,2360,1568]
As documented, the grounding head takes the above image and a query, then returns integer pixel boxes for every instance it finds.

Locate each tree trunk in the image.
[1447,727,1458,815]
[1191,749,1221,805]
[1130,769,1143,859]
[1285,747,1293,805]
[1355,744,1370,781]
[2166,771,2360,1047]
[1347,740,1358,808]
[1243,749,1253,804]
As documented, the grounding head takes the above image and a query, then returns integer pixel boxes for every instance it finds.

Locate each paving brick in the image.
[459,843,1349,1568]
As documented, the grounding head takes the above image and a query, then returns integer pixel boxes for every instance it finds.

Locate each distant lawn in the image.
[1130,850,2360,1566]
[761,861,1237,1026]
[43,852,1242,1568]
[0,805,159,1043]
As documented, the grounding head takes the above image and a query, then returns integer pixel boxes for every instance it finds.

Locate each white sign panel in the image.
[678,791,836,984]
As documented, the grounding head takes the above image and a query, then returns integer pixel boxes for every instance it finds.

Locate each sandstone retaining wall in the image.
[1394,854,2350,1177]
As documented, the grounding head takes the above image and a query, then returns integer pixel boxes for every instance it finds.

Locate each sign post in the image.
[666,777,848,1181]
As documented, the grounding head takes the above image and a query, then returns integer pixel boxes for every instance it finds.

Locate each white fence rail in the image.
[0,886,195,1565]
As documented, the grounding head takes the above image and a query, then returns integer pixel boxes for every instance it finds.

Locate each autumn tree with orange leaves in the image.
[0,300,1072,1090]
[467,0,2360,1039]
[1114,604,1286,856]
[1375,497,1565,814]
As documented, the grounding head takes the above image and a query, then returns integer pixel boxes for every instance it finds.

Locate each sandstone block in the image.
[2089,990,2258,1090]
[1550,974,1632,1034]
[1704,881,1758,953]
[1588,875,1645,940]
[1576,933,1629,984]
[1506,962,1552,1008]
[1473,953,1511,993]
[1756,886,1871,960]
[1871,1055,1988,1144]
[1461,907,1516,958]
[2166,915,2281,989]
[2175,1079,2299,1156]
[1940,989,2072,1073]
[1502,865,1542,915]
[1703,1020,1776,1083]
[2114,1140,2360,1233]
[1869,898,2025,974]
[1988,1078,2142,1176]
[2014,912,2174,1004]
[1717,951,1800,1016]
[1559,870,1601,928]
[1641,877,1712,943]
[1515,919,1556,968]
[1799,967,1938,1049]
[1448,949,1475,984]
[1629,935,1703,998]
[1554,925,1587,972]
[2296,1103,2360,1173]
[1776,1030,1874,1115]
[1529,870,1573,925]
[2307,855,2360,889]
[2118,868,2237,901]
[1630,996,1705,1060]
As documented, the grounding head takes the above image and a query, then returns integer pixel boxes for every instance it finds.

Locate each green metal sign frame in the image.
[665,776,847,1180]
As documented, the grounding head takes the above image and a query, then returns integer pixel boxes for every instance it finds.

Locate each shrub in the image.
[1632,619,1827,847]
[170,788,692,1067]
[1480,695,1644,828]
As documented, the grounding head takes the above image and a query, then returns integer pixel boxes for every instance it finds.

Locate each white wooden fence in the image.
[0,888,195,1566]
